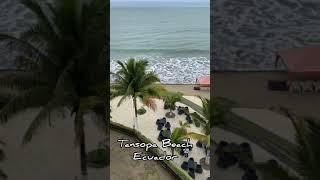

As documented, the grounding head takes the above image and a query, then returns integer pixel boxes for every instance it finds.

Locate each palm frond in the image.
[0,34,57,66]
[179,121,190,129]
[0,71,44,90]
[171,128,187,143]
[0,87,52,123]
[190,112,207,127]
[186,132,209,144]
[21,0,60,38]
[52,61,77,102]
[139,84,166,99]
[141,96,156,111]
[22,96,65,144]
[14,55,40,70]
[117,95,129,107]
[291,117,320,179]
[20,23,59,51]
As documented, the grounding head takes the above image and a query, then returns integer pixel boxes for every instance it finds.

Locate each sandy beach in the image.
[111,96,210,180]
[162,84,210,99]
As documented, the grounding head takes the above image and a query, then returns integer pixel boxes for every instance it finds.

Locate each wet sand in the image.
[162,84,210,99]
[110,129,176,180]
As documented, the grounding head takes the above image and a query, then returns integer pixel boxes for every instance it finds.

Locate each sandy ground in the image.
[110,129,176,180]
[0,108,107,180]
[162,84,210,99]
[214,72,320,118]
[111,96,210,180]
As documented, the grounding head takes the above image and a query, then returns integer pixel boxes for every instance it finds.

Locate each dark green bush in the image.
[87,148,109,168]
[137,107,146,115]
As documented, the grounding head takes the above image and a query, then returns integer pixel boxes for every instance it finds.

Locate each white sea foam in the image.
[111,55,210,84]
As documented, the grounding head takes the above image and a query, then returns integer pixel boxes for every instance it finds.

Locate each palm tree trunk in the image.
[133,97,138,129]
[205,153,210,166]
[80,128,87,176]
[75,111,87,176]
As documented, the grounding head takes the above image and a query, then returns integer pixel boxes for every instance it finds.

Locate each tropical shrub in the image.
[137,107,146,115]
[87,148,109,168]
[162,92,183,118]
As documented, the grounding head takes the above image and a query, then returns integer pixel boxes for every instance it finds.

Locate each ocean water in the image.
[111,5,210,84]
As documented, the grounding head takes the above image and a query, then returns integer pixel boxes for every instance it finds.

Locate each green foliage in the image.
[112,58,166,110]
[169,123,192,155]
[192,96,234,134]
[190,96,211,135]
[190,112,201,127]
[281,107,320,180]
[179,120,190,129]
[137,107,146,115]
[111,58,166,128]
[291,117,320,180]
[87,148,109,167]
[162,92,183,111]
[170,128,188,144]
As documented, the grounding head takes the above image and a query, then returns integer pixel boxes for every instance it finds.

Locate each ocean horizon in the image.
[111,2,210,84]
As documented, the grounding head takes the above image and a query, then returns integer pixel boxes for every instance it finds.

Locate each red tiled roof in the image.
[277,47,320,80]
[196,75,210,86]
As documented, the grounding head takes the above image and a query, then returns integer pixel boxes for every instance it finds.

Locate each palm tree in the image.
[168,121,190,155]
[189,96,233,165]
[0,0,107,176]
[190,96,210,134]
[187,132,211,165]
[191,96,233,135]
[111,58,165,129]
[281,108,320,180]
[162,92,183,118]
